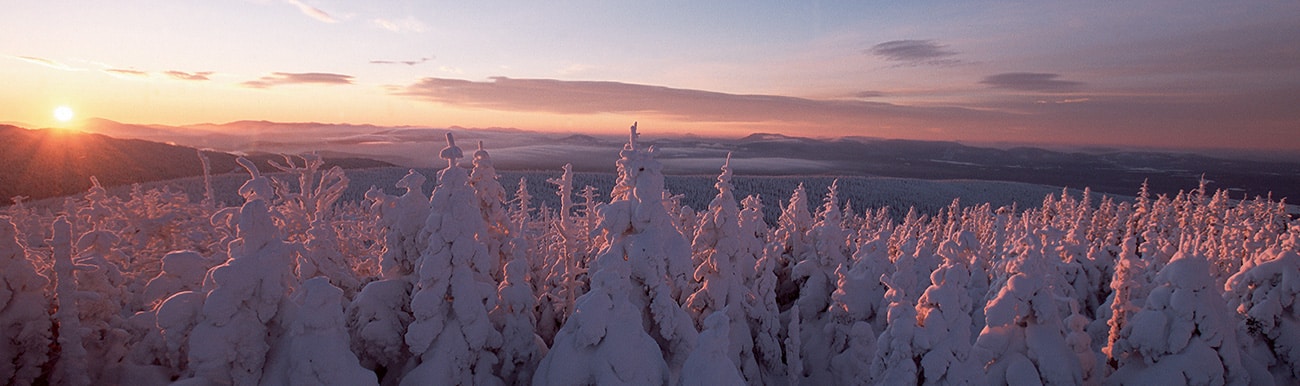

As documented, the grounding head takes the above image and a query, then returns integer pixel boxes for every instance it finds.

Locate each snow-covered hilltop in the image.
[1,124,1297,385]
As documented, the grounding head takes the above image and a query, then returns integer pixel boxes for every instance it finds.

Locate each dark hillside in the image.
[0,125,391,202]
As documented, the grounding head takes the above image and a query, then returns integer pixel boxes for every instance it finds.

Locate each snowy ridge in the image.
[0,126,1296,385]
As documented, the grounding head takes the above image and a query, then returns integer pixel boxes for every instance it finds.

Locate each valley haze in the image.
[49,119,1300,206]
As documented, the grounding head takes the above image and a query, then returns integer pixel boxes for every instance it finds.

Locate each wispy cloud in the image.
[12,55,83,71]
[370,56,433,66]
[868,40,960,66]
[242,72,354,88]
[164,70,214,81]
[105,68,149,77]
[980,72,1083,92]
[285,0,337,23]
[373,16,426,33]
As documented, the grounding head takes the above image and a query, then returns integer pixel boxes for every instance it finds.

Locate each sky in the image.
[2,0,1298,152]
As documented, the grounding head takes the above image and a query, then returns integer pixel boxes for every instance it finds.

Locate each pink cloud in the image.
[164,70,214,81]
[242,72,354,88]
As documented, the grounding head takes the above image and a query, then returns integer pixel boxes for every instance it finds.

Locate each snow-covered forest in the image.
[1,126,1297,386]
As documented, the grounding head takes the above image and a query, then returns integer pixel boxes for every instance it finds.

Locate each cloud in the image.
[868,40,960,66]
[12,55,82,71]
[980,72,1083,92]
[242,72,354,88]
[397,77,1005,133]
[285,0,337,23]
[370,56,433,66]
[164,70,214,81]
[853,91,885,98]
[373,16,427,33]
[105,68,149,77]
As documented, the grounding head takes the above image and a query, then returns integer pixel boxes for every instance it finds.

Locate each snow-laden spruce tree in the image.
[834,225,891,333]
[794,180,851,321]
[262,277,378,385]
[869,260,923,385]
[469,141,512,281]
[685,154,761,383]
[70,227,133,381]
[580,123,699,379]
[402,132,504,385]
[347,169,429,378]
[913,231,982,385]
[791,180,853,383]
[826,222,893,385]
[125,250,214,382]
[770,183,816,309]
[1104,234,1149,368]
[743,194,787,384]
[181,158,296,385]
[533,258,670,385]
[971,230,1083,386]
[491,252,545,385]
[369,169,432,279]
[139,251,212,309]
[1226,233,1300,384]
[51,217,92,386]
[1109,247,1252,385]
[0,217,51,386]
[680,311,747,386]
[536,164,575,341]
[299,217,362,297]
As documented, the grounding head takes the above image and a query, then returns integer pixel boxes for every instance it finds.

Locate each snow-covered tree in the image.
[0,217,52,386]
[746,197,786,384]
[491,251,545,385]
[791,181,853,383]
[914,232,981,385]
[972,232,1083,386]
[533,260,669,385]
[182,159,296,385]
[870,271,922,385]
[1109,249,1252,385]
[684,154,760,383]
[469,141,512,281]
[586,123,699,379]
[368,169,431,279]
[402,132,504,385]
[1226,235,1300,384]
[680,311,747,386]
[262,277,378,385]
[298,217,361,297]
[770,183,816,308]
[51,217,91,386]
[347,170,430,380]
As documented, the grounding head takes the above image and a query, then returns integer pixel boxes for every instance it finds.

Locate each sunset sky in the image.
[2,1,1297,151]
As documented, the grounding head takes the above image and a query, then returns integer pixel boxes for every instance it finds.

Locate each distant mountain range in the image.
[9,119,1299,205]
[0,124,392,202]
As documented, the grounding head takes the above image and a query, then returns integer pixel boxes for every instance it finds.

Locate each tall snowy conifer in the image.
[972,231,1083,386]
[685,154,761,383]
[51,217,91,386]
[262,277,378,385]
[469,141,512,281]
[1227,233,1300,384]
[1109,248,1252,385]
[574,123,698,380]
[184,158,296,385]
[914,231,982,385]
[402,132,504,385]
[0,217,51,386]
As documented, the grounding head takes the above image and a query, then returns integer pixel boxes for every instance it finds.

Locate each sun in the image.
[53,105,75,122]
